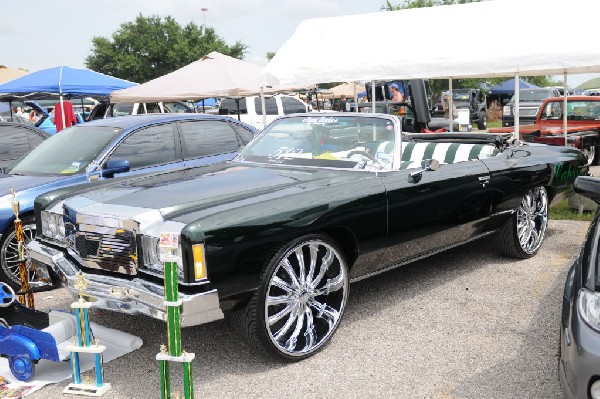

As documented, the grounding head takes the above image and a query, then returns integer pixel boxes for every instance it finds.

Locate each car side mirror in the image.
[102,159,130,178]
[408,159,440,183]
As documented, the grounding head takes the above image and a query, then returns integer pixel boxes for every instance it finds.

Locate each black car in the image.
[560,176,600,399]
[0,122,49,173]
[29,113,587,361]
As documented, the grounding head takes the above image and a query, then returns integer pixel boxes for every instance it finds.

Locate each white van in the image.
[218,94,309,129]
[88,101,194,120]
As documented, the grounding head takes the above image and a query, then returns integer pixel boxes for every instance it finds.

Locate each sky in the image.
[1,0,598,88]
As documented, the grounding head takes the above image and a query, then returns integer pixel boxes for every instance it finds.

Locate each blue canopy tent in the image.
[0,66,137,127]
[489,78,539,96]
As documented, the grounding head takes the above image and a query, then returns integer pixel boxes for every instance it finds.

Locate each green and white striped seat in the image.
[399,142,500,170]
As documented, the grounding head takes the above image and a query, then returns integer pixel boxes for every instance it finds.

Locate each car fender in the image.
[0,330,41,360]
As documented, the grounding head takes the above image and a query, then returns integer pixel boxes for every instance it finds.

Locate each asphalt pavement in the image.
[21,218,590,399]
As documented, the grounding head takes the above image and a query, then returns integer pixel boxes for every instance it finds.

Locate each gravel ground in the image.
[23,219,590,399]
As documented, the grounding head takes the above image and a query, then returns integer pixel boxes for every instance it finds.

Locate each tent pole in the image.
[514,73,520,140]
[371,80,375,113]
[60,95,66,131]
[353,82,358,113]
[449,78,453,132]
[80,98,85,122]
[260,87,266,128]
[563,71,568,146]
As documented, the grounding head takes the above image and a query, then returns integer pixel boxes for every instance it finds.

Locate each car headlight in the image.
[41,210,65,241]
[140,234,184,278]
[503,105,513,116]
[578,288,600,331]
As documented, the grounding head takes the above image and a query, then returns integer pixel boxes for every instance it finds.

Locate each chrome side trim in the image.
[27,240,224,327]
[350,231,496,283]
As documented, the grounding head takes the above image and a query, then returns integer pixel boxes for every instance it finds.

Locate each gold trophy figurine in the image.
[11,188,34,308]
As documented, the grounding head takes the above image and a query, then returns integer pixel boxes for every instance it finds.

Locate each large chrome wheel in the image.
[0,220,38,289]
[236,234,349,361]
[583,145,597,166]
[495,186,548,259]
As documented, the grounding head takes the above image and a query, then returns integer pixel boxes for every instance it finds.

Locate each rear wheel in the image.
[583,145,597,166]
[477,111,487,130]
[234,234,349,361]
[0,218,38,290]
[495,187,548,259]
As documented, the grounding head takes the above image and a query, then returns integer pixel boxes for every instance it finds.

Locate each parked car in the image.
[218,94,309,129]
[490,96,600,166]
[502,87,562,126]
[560,175,600,399]
[28,112,587,362]
[87,101,195,120]
[0,114,258,290]
[0,122,50,173]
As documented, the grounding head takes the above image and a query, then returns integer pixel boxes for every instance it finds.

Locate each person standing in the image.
[340,95,350,112]
[52,100,77,132]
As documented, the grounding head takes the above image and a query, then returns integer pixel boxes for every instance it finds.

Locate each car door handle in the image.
[478,175,490,187]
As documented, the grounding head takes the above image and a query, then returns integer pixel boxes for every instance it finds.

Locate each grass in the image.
[487,120,502,129]
[549,197,595,221]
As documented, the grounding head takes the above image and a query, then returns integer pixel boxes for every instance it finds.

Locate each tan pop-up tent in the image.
[0,65,28,84]
[110,51,300,103]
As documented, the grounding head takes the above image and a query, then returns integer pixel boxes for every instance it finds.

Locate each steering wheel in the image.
[347,150,384,168]
[0,282,15,308]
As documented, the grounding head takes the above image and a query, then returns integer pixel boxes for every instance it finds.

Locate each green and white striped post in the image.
[157,233,195,399]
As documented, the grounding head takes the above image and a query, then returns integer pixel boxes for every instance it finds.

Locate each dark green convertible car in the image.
[28,113,587,361]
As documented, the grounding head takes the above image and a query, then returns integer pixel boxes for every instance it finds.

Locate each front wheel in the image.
[0,219,38,290]
[495,187,548,259]
[8,355,35,382]
[234,234,349,361]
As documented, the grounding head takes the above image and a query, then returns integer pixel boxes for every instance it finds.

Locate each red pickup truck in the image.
[489,96,600,165]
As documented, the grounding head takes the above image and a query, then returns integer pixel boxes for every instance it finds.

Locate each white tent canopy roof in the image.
[111,51,301,103]
[260,0,600,86]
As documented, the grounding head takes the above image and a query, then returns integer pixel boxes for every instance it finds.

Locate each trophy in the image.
[156,233,195,399]
[64,272,111,396]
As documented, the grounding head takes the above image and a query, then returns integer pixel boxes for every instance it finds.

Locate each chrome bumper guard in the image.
[27,240,224,327]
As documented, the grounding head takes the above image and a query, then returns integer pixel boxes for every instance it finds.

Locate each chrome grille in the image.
[70,231,138,275]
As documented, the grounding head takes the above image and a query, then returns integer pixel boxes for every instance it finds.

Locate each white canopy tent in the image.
[260,0,600,138]
[260,0,600,86]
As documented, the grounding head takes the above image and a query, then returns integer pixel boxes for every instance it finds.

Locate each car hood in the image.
[510,101,543,108]
[0,173,78,196]
[64,162,381,225]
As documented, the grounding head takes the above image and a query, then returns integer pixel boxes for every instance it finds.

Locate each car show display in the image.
[26,112,588,362]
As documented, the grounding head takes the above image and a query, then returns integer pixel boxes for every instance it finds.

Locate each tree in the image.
[85,14,248,83]
[266,52,276,61]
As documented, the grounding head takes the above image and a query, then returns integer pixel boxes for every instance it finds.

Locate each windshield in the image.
[11,125,121,175]
[452,90,471,102]
[512,90,554,103]
[236,115,396,170]
[540,100,600,121]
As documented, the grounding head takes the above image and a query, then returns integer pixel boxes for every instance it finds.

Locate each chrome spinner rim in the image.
[517,187,548,254]
[264,240,348,357]
[1,224,37,286]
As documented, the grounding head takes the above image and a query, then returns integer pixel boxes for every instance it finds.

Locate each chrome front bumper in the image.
[27,240,224,327]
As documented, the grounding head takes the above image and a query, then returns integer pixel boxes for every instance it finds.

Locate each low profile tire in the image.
[234,234,349,361]
[8,355,35,382]
[0,217,37,290]
[477,112,487,130]
[583,145,597,166]
[495,187,548,259]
